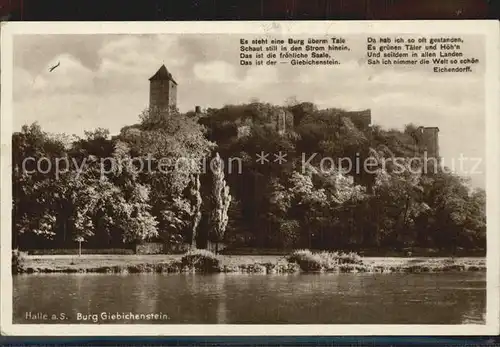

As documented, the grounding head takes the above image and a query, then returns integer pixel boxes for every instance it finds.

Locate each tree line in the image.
[12,102,486,254]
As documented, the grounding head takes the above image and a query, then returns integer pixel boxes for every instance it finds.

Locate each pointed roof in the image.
[149,65,177,84]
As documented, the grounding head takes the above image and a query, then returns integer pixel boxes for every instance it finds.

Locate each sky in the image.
[12,33,486,187]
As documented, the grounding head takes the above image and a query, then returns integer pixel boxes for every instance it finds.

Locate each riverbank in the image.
[15,252,486,274]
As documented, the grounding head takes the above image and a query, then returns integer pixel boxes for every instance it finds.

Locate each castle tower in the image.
[149,65,177,111]
[415,126,440,173]
[418,126,440,159]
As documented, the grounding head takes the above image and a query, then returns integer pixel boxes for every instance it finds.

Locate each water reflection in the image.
[215,274,227,324]
[13,273,486,324]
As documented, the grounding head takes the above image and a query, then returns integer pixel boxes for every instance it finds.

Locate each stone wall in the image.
[149,79,177,111]
[344,109,372,129]
[268,108,294,134]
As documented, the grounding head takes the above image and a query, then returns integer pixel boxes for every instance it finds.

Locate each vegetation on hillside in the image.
[12,102,486,254]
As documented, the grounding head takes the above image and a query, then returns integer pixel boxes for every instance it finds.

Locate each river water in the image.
[13,272,485,324]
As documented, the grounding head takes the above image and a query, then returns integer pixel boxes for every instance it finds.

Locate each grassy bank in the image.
[14,249,486,275]
[221,247,486,257]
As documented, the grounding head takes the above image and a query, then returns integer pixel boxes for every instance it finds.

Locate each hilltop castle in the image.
[147,65,439,160]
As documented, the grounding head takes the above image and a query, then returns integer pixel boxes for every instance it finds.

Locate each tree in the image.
[208,153,232,254]
[420,170,485,252]
[12,123,67,247]
[287,170,328,248]
[12,102,486,256]
[75,236,85,256]
[120,107,214,244]
[223,199,250,246]
[367,149,430,248]
[264,178,299,248]
[108,141,158,243]
[187,174,202,248]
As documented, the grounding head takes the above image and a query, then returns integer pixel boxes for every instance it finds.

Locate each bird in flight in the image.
[49,61,60,72]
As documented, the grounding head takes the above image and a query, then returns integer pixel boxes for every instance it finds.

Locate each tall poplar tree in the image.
[208,153,232,254]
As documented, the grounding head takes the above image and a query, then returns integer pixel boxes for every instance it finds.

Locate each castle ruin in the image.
[415,126,440,160]
[343,109,372,129]
[147,65,439,161]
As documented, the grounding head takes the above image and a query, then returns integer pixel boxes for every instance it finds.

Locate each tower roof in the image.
[149,64,177,85]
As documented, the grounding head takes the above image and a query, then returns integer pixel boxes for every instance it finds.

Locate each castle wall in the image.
[345,109,372,129]
[270,109,294,134]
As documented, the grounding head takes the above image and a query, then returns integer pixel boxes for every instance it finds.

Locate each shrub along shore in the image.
[13,249,486,275]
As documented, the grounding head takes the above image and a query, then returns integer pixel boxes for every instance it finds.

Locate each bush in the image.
[286,249,311,263]
[221,248,290,256]
[12,249,26,274]
[286,249,325,272]
[336,251,363,265]
[181,249,220,272]
[286,249,364,272]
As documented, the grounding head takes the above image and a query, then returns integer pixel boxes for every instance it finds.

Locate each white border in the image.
[1,20,499,336]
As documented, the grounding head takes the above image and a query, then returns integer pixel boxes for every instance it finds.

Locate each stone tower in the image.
[417,126,440,159]
[413,126,440,173]
[149,65,177,111]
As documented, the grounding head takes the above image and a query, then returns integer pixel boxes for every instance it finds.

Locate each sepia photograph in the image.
[1,21,499,336]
